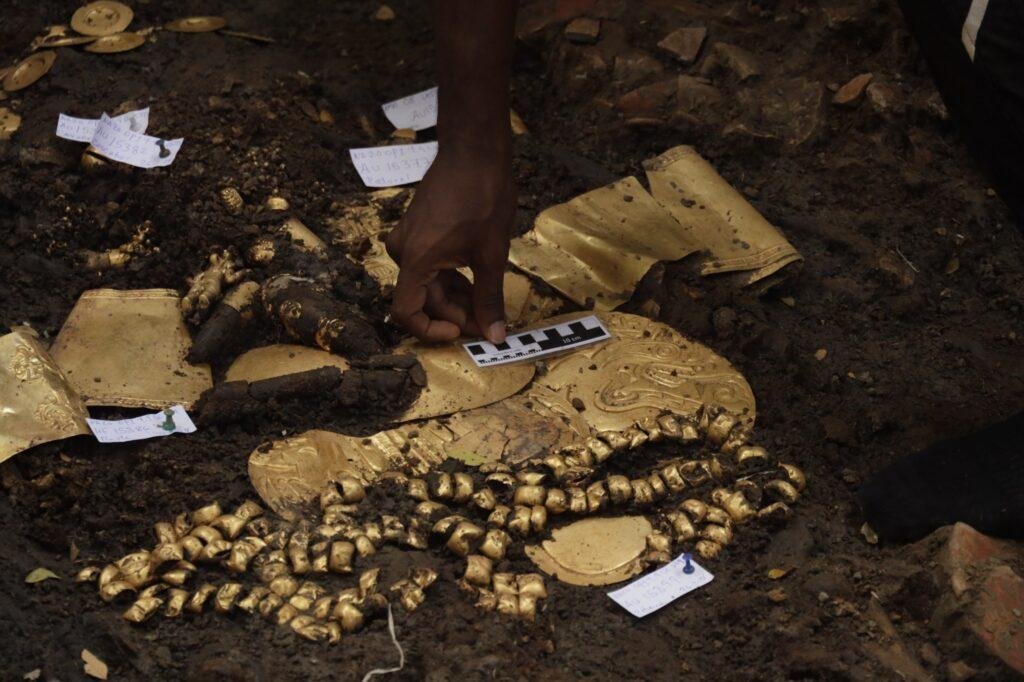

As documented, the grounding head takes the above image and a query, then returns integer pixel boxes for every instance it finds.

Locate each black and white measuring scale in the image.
[462,314,611,367]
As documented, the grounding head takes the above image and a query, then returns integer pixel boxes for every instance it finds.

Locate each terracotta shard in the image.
[0,329,90,464]
[643,145,802,286]
[49,289,213,409]
[71,1,134,37]
[225,345,351,384]
[509,176,701,309]
[525,516,653,586]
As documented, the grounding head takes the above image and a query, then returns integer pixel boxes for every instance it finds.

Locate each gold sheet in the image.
[225,345,351,384]
[525,516,653,586]
[0,329,90,464]
[509,177,700,310]
[644,145,802,285]
[50,289,212,409]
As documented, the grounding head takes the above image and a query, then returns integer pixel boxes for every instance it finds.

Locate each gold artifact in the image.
[49,289,212,409]
[281,217,327,255]
[3,52,57,92]
[181,251,248,323]
[509,110,529,136]
[0,328,90,464]
[84,33,146,54]
[166,17,228,33]
[0,108,22,140]
[226,345,351,384]
[32,25,99,49]
[644,146,802,286]
[71,1,133,36]
[509,177,700,310]
[265,196,289,211]
[219,30,275,44]
[525,516,653,586]
[219,187,243,214]
[78,222,153,271]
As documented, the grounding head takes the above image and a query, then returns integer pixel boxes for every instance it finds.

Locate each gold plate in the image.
[84,32,145,53]
[49,289,213,409]
[166,16,228,33]
[539,311,755,431]
[225,345,351,384]
[509,176,700,310]
[0,329,91,465]
[39,35,99,48]
[0,108,21,140]
[71,1,134,37]
[525,516,653,586]
[644,146,802,285]
[3,52,57,92]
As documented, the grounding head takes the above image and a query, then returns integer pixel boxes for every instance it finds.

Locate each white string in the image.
[361,604,405,682]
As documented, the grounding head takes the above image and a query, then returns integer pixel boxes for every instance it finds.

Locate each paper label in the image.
[349,142,438,188]
[382,86,438,131]
[463,314,611,367]
[87,405,196,443]
[607,554,714,618]
[56,107,150,143]
[90,114,184,168]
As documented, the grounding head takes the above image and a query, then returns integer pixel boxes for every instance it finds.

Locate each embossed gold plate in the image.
[71,1,134,37]
[49,289,213,409]
[39,35,100,48]
[0,108,21,140]
[644,145,802,286]
[226,345,351,384]
[84,32,145,53]
[0,328,90,464]
[525,516,653,586]
[3,52,57,92]
[166,17,229,33]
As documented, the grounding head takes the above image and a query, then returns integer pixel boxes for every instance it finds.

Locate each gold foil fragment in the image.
[49,289,212,409]
[0,328,90,465]
[166,16,228,33]
[71,2,133,36]
[0,108,22,140]
[84,33,146,53]
[3,52,57,92]
[525,516,653,586]
[265,196,290,211]
[225,344,350,384]
[643,145,802,286]
[281,217,327,255]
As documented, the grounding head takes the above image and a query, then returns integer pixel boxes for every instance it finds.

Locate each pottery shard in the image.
[618,75,721,120]
[564,17,600,44]
[866,79,905,115]
[832,73,872,106]
[612,50,664,90]
[658,26,707,64]
[700,43,761,82]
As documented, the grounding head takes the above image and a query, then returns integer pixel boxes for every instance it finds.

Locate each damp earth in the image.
[2,0,1024,680]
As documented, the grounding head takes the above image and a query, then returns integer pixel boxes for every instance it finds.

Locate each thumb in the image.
[471,264,506,344]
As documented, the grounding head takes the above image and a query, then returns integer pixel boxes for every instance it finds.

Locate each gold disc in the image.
[165,16,228,33]
[0,108,22,139]
[84,32,145,54]
[38,35,99,49]
[71,1,134,37]
[2,52,57,92]
[525,516,654,586]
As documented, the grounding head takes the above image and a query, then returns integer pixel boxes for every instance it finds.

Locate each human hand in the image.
[386,148,515,343]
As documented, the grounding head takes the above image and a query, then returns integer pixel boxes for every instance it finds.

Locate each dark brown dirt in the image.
[3,0,1024,679]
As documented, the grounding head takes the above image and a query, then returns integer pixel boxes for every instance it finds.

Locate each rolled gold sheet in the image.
[50,289,212,409]
[539,312,755,431]
[643,145,802,285]
[509,177,701,310]
[525,516,653,586]
[225,345,351,384]
[0,329,90,464]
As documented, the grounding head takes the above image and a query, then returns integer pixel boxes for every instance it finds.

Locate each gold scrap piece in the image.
[0,328,90,465]
[225,344,351,384]
[509,109,529,136]
[3,52,57,92]
[39,34,99,48]
[49,289,213,409]
[281,217,327,255]
[525,516,653,586]
[265,196,289,211]
[218,30,275,44]
[166,16,228,33]
[644,145,802,286]
[84,32,146,54]
[71,1,134,36]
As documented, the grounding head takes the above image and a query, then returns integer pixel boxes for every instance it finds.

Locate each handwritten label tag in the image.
[463,315,610,367]
[381,86,438,131]
[87,405,196,443]
[90,114,184,168]
[349,142,438,187]
[56,107,150,143]
[607,554,714,617]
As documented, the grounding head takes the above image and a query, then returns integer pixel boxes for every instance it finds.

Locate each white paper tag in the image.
[381,86,438,131]
[349,142,438,188]
[89,114,184,168]
[87,405,197,443]
[463,314,611,367]
[607,553,714,618]
[56,107,150,142]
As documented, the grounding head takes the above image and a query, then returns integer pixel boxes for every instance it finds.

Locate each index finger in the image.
[392,267,462,342]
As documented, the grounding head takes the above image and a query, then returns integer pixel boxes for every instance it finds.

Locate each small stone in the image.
[767,587,787,603]
[841,468,860,485]
[817,591,830,604]
[564,17,600,44]
[861,523,879,545]
[781,296,795,307]
[917,643,941,667]
[700,43,762,82]
[374,4,396,22]
[712,307,737,339]
[832,73,872,106]
[946,661,976,682]
[814,348,827,361]
[658,26,707,64]
[866,79,904,115]
[986,188,997,198]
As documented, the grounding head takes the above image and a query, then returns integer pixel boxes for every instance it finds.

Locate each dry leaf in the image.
[25,567,59,584]
[82,649,108,680]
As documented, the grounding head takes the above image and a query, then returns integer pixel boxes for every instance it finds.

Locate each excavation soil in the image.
[3,0,1024,680]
